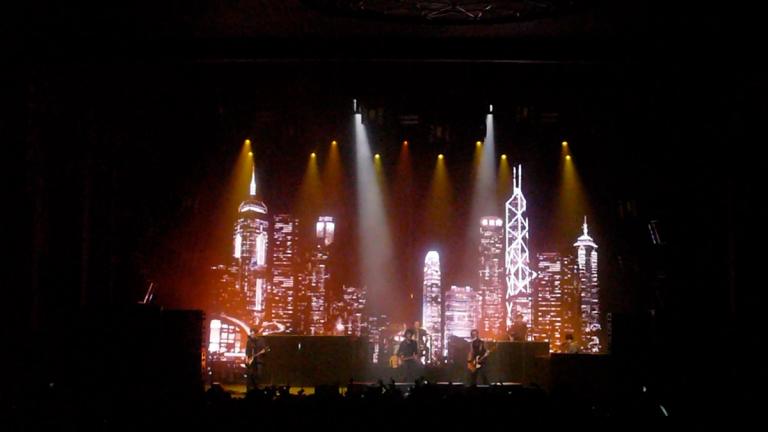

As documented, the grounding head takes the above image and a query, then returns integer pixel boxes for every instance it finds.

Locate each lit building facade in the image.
[341,284,367,336]
[533,252,578,351]
[422,251,443,362]
[308,216,334,335]
[210,264,244,323]
[444,285,480,355]
[505,164,534,331]
[208,318,244,354]
[233,170,270,326]
[574,217,601,352]
[367,313,390,364]
[478,216,505,339]
[269,214,299,332]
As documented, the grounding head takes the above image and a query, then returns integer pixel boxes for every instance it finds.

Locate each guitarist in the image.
[245,326,269,392]
[397,329,420,383]
[467,329,490,386]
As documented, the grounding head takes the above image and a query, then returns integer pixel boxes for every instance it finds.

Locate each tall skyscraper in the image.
[308,216,334,335]
[341,285,367,336]
[269,214,299,332]
[233,170,269,326]
[505,164,535,330]
[533,252,578,351]
[478,216,505,339]
[444,285,480,355]
[422,251,443,362]
[574,217,601,352]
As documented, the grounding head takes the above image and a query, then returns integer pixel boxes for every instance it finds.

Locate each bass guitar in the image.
[246,346,270,367]
[467,342,496,373]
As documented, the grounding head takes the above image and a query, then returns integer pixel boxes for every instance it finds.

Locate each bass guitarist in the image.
[245,326,270,391]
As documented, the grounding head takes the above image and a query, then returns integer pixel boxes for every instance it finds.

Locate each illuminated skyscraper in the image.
[367,313,390,363]
[269,214,299,332]
[444,285,480,355]
[233,170,269,326]
[341,285,367,336]
[478,216,505,339]
[308,216,334,335]
[505,164,534,330]
[574,217,601,352]
[422,251,443,362]
[533,252,578,351]
[210,264,243,320]
[294,268,311,335]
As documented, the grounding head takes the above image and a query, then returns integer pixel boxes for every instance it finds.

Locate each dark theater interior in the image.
[6,0,767,424]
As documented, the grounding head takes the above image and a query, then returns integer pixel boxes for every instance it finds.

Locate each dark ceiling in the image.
[17,0,653,62]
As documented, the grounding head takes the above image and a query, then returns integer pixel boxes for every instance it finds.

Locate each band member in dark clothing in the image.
[245,326,268,391]
[560,333,580,354]
[413,321,428,363]
[467,329,490,386]
[398,329,420,382]
[507,313,528,342]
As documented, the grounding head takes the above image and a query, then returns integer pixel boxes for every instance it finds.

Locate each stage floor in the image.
[205,381,523,398]
[205,383,327,397]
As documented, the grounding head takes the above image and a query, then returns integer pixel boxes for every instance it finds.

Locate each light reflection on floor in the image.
[206,384,349,398]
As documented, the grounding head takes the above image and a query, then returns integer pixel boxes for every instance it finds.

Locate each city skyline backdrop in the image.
[198,114,602,327]
[207,109,604,354]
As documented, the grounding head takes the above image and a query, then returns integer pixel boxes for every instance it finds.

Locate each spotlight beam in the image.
[465,112,498,280]
[354,113,396,315]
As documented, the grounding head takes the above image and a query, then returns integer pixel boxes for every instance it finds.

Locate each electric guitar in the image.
[467,342,496,373]
[246,346,270,367]
[389,354,401,368]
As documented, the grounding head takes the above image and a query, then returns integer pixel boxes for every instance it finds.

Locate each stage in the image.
[208,336,563,388]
